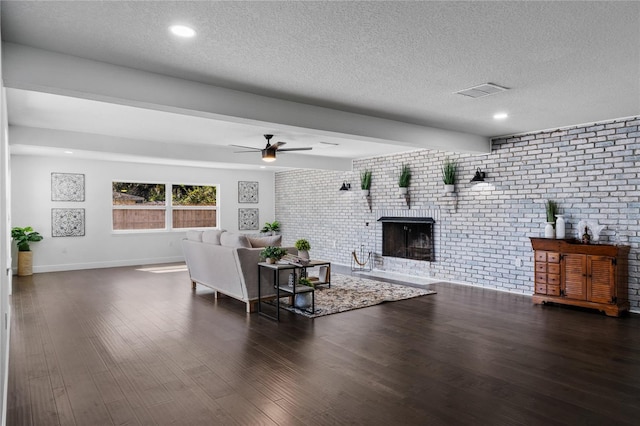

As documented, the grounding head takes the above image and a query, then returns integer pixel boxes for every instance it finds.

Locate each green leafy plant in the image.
[545,200,558,223]
[398,164,411,188]
[260,221,281,233]
[298,276,314,287]
[295,239,311,251]
[11,227,44,252]
[442,157,457,185]
[259,246,287,261]
[360,169,372,190]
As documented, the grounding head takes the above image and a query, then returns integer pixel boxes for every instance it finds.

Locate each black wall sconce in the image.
[470,168,486,182]
[339,182,351,191]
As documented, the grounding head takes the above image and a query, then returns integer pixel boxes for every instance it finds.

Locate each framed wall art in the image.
[51,172,85,202]
[238,181,259,203]
[238,208,259,230]
[52,208,85,237]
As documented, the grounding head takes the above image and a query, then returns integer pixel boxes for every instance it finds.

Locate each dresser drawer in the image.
[535,272,547,283]
[535,251,547,262]
[535,263,547,273]
[547,285,560,296]
[547,274,560,285]
[536,284,547,295]
[548,263,560,274]
[547,252,560,263]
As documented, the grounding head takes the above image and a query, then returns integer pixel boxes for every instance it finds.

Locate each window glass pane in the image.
[172,185,217,206]
[113,210,166,230]
[112,182,165,205]
[173,210,217,228]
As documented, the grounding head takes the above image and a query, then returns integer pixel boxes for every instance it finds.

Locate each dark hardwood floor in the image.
[7,264,640,425]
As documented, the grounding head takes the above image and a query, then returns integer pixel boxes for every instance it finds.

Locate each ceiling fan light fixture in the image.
[262,149,276,162]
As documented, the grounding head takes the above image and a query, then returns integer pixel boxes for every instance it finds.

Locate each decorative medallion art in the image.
[51,173,85,202]
[52,208,85,237]
[238,208,259,230]
[238,181,259,203]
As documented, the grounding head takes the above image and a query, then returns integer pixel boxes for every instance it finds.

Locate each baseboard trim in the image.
[25,256,185,274]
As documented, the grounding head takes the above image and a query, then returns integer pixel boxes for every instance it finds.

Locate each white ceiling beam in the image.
[3,43,490,154]
[9,126,353,171]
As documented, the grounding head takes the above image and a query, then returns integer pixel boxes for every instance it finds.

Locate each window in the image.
[112,182,217,231]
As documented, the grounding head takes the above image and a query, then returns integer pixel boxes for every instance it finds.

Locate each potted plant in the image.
[11,226,44,276]
[360,169,372,196]
[295,238,311,260]
[260,220,281,235]
[398,164,411,194]
[294,276,314,309]
[259,246,287,264]
[442,157,457,193]
[545,200,558,238]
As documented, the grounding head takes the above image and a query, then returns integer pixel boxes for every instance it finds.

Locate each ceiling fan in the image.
[231,134,312,162]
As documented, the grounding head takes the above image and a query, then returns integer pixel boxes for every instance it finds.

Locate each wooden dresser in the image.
[530,238,630,316]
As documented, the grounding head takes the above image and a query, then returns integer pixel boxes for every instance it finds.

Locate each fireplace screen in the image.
[378,217,434,261]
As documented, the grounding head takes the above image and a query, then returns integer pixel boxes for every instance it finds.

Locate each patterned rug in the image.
[278,273,436,318]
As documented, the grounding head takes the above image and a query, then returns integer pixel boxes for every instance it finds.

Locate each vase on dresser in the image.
[544,222,555,239]
[555,215,565,239]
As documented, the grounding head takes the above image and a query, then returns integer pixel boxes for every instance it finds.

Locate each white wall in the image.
[10,149,275,273]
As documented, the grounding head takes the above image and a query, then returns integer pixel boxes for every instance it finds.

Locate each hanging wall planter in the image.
[442,157,457,194]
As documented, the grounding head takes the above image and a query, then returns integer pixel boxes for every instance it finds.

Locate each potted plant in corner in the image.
[360,169,372,197]
[295,238,311,260]
[260,220,281,235]
[398,164,411,195]
[11,226,44,276]
[259,246,287,264]
[442,157,457,193]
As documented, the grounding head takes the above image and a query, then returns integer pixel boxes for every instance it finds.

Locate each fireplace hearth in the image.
[378,217,435,261]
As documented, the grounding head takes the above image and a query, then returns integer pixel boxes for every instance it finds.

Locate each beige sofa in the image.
[182,230,296,313]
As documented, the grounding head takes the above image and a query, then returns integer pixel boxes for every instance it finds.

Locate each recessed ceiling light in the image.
[259,166,266,169]
[64,150,73,154]
[169,25,196,38]
[493,112,509,120]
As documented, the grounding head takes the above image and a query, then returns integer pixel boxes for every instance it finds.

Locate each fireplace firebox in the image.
[377,217,435,261]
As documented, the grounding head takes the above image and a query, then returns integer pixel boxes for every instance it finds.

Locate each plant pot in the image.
[298,250,309,260]
[399,187,408,195]
[17,251,33,276]
[361,189,370,197]
[555,215,565,239]
[265,257,275,264]
[544,222,555,239]
[444,184,455,193]
[294,293,312,309]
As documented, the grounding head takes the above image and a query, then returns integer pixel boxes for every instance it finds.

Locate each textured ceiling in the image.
[2,1,639,166]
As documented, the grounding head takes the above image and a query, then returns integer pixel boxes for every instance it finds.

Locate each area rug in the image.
[278,273,436,318]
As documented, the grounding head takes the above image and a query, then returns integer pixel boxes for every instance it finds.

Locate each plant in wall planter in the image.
[442,157,457,193]
[11,226,44,276]
[360,169,372,197]
[260,220,281,235]
[398,163,411,195]
[295,238,311,260]
[259,246,288,264]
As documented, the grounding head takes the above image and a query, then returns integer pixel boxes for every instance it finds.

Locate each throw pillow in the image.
[202,229,225,245]
[220,232,251,248]
[247,235,282,248]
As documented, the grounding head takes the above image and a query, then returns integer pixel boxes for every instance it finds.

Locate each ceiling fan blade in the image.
[230,144,261,151]
[271,141,287,149]
[234,150,261,153]
[277,147,313,152]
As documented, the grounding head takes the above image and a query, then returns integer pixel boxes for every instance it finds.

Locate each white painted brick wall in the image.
[276,116,640,311]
